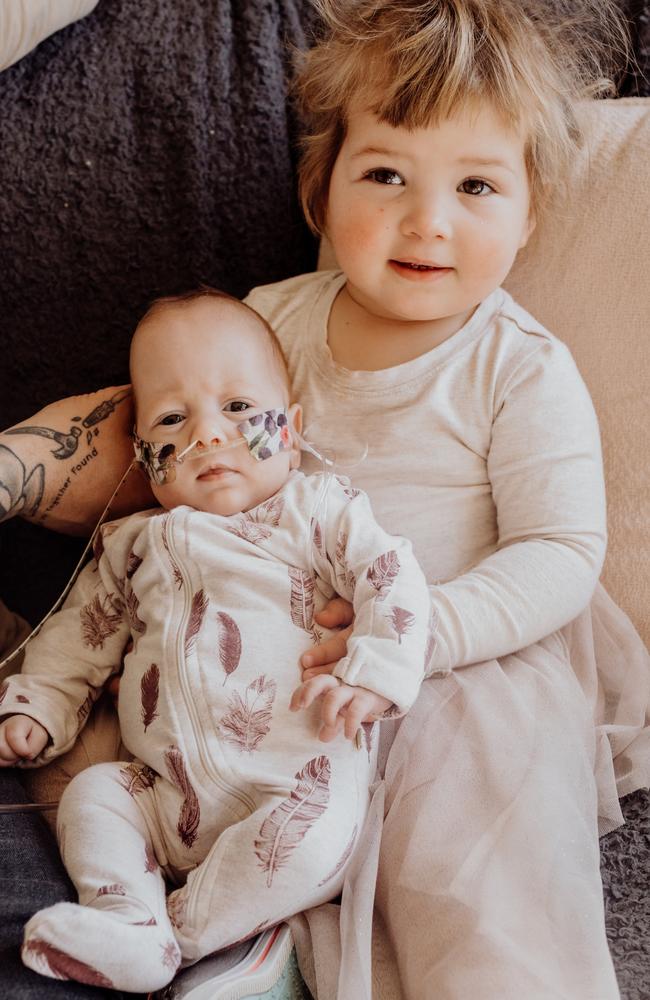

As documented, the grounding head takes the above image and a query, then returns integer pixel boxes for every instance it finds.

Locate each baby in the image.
[0,288,431,993]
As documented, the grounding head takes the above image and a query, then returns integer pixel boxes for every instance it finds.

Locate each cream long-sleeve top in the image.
[245,271,607,673]
[0,472,431,764]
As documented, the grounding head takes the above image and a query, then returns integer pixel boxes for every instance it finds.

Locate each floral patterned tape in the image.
[133,408,291,485]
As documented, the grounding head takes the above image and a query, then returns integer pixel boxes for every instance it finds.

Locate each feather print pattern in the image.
[162,940,182,972]
[216,612,242,682]
[387,606,415,644]
[21,939,114,988]
[144,842,158,874]
[16,694,30,703]
[92,529,104,566]
[227,495,285,544]
[91,523,118,570]
[254,755,331,887]
[184,590,208,657]
[335,476,361,500]
[165,746,200,848]
[77,691,95,724]
[119,762,158,797]
[95,883,126,898]
[227,517,272,544]
[125,589,146,635]
[334,532,356,595]
[140,663,160,731]
[219,675,277,752]
[167,889,187,929]
[80,593,123,649]
[161,515,183,589]
[288,566,318,638]
[126,551,143,580]
[311,518,323,554]
[318,824,359,886]
[259,494,284,526]
[367,550,400,601]
[361,721,375,759]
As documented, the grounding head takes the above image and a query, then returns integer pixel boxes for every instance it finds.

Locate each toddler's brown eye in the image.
[225,400,251,413]
[460,178,490,196]
[160,414,184,426]
[366,168,402,185]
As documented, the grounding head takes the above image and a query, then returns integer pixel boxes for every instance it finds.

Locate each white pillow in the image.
[0,0,98,72]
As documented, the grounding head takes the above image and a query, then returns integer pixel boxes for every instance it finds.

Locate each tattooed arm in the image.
[0,386,153,534]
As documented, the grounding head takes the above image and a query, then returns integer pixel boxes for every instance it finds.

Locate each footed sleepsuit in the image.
[2,470,431,992]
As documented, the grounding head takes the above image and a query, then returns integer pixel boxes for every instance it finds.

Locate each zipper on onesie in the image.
[166,511,257,817]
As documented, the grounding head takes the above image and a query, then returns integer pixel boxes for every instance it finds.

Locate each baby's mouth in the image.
[197,463,236,480]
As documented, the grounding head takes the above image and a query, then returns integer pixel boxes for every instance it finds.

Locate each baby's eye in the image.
[223,400,251,413]
[363,168,403,186]
[159,413,184,426]
[459,178,493,196]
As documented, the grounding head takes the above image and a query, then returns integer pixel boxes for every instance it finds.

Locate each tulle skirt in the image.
[291,585,650,999]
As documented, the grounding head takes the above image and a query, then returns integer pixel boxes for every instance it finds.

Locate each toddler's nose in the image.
[402,192,453,241]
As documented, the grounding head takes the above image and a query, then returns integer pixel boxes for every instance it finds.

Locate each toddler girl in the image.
[240,1,650,998]
[0,290,431,992]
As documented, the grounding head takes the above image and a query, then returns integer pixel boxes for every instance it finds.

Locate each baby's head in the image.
[298,0,627,228]
[130,289,302,517]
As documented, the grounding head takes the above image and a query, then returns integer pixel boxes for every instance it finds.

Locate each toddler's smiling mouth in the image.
[389,259,452,278]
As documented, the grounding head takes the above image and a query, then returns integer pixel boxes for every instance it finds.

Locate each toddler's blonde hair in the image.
[296,0,629,230]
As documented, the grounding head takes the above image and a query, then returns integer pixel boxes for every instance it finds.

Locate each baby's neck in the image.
[327,284,476,371]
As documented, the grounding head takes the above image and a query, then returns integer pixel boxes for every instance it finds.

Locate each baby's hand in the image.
[0,715,49,766]
[290,675,392,743]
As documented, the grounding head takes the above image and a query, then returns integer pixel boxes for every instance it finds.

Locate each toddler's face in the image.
[131,299,301,517]
[326,102,534,338]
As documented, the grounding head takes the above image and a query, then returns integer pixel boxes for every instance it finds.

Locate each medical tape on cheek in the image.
[236,408,291,461]
[132,407,291,484]
[132,433,179,485]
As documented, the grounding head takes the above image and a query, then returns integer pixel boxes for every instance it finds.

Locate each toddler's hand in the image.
[290,675,391,743]
[300,597,354,680]
[0,715,49,766]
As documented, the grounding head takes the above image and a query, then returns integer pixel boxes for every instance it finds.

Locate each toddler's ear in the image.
[519,208,536,249]
[288,404,303,470]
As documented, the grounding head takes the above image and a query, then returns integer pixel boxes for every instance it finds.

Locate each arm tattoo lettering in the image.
[5,388,131,460]
[0,445,44,523]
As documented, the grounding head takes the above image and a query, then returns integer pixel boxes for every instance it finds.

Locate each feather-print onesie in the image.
[2,471,430,986]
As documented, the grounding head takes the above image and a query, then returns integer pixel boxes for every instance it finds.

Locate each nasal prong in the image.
[176,437,245,464]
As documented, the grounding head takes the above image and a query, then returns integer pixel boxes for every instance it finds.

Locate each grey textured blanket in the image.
[0,2,648,997]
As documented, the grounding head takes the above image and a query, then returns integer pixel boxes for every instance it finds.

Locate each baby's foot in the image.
[22,900,181,992]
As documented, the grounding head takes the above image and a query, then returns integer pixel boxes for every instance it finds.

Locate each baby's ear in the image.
[288,403,303,470]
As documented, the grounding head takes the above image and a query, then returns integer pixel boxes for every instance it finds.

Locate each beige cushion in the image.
[319,98,650,647]
[505,99,649,647]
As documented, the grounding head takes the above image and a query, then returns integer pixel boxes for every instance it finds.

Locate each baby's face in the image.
[131,298,300,517]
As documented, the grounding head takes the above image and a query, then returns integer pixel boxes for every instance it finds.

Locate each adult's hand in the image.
[1,385,153,534]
